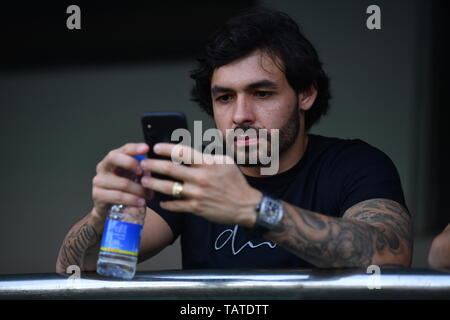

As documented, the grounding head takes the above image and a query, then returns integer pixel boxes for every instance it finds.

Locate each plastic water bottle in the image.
[96,155,147,280]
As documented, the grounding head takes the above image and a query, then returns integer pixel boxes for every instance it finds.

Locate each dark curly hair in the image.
[190,7,331,131]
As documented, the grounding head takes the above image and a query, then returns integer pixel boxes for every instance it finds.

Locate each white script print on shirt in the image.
[214,225,277,255]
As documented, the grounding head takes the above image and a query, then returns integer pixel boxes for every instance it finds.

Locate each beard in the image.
[225,100,301,167]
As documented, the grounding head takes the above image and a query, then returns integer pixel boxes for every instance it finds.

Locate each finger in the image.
[92,188,147,207]
[141,176,174,196]
[93,174,147,198]
[159,199,194,212]
[99,150,145,176]
[140,159,197,183]
[118,142,149,155]
[153,143,204,166]
[141,176,197,198]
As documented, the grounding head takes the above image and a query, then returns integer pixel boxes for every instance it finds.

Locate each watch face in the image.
[264,201,279,223]
[259,197,283,227]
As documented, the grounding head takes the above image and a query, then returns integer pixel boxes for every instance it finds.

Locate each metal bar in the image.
[0,268,449,299]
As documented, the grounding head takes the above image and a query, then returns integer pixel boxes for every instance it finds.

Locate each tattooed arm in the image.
[55,210,104,275]
[55,207,174,275]
[264,198,412,268]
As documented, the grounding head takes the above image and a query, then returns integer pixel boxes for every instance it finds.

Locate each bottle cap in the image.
[134,155,147,162]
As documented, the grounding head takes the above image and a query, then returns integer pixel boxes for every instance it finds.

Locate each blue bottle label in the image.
[100,219,143,257]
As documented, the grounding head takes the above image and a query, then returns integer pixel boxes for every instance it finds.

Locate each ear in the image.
[298,85,318,112]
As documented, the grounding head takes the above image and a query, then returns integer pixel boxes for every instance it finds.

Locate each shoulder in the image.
[309,134,397,174]
[310,134,387,156]
[309,135,406,214]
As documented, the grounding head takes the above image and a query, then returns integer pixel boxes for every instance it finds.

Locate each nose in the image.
[232,95,255,126]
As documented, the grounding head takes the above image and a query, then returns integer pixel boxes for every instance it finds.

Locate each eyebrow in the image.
[211,79,278,96]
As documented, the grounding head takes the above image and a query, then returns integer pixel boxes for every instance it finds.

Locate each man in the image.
[56,7,412,273]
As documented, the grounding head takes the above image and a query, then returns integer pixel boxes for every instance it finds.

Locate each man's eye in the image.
[217,94,233,102]
[255,91,273,98]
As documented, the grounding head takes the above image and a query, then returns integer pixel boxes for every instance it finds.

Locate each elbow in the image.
[399,249,413,268]
[391,255,412,268]
[55,260,67,276]
[372,248,412,269]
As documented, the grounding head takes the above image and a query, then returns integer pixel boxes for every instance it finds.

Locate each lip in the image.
[234,136,259,146]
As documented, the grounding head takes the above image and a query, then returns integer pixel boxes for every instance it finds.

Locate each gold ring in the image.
[171,182,184,198]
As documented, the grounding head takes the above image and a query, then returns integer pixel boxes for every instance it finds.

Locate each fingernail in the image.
[138,144,147,152]
[140,159,148,169]
[138,198,146,206]
[153,144,161,153]
[141,176,150,185]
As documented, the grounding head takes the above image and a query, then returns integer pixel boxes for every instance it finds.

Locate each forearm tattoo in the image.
[268,199,412,268]
[57,222,100,272]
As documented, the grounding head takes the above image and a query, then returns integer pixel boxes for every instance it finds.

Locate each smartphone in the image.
[141,112,188,201]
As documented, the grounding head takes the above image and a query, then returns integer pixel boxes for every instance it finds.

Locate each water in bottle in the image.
[96,155,147,280]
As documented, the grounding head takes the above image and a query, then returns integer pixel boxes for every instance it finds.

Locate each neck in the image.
[239,133,309,178]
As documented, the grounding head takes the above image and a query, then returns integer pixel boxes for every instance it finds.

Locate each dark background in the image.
[429,0,450,232]
[0,1,257,69]
[0,0,448,274]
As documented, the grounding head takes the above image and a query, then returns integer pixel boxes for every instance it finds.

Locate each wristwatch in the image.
[252,194,284,235]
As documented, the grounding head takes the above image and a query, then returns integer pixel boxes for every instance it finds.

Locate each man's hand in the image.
[140,143,262,228]
[57,142,152,274]
[92,143,152,220]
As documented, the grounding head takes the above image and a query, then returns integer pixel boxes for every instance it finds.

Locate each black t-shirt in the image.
[146,134,407,269]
